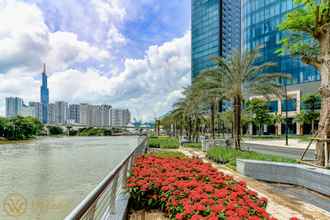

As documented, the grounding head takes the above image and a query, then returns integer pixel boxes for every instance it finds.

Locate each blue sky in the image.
[27,0,191,70]
[0,0,192,121]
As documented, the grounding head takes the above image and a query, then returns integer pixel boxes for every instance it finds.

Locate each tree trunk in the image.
[188,118,193,141]
[157,120,160,136]
[316,30,330,166]
[179,122,183,137]
[211,102,216,140]
[233,96,241,149]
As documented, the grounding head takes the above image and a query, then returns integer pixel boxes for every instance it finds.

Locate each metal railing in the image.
[201,137,228,152]
[65,136,148,220]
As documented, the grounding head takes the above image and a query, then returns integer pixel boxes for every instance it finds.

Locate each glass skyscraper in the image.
[191,0,241,79]
[242,0,320,84]
[40,64,49,124]
[242,0,321,135]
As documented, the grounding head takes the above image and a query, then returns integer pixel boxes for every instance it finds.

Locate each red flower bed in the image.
[128,155,297,220]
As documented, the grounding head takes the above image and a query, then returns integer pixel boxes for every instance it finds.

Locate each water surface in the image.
[0,136,139,220]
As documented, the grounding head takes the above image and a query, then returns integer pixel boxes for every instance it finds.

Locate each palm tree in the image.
[294,112,308,135]
[202,47,289,149]
[271,113,284,136]
[169,84,213,143]
[192,72,225,139]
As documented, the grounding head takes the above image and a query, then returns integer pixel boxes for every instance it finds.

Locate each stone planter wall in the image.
[237,159,330,196]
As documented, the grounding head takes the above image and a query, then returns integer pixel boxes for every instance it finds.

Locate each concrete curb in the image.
[237,159,330,196]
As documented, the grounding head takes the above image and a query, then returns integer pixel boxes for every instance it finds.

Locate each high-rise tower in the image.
[40,64,49,124]
[242,0,319,85]
[191,0,241,79]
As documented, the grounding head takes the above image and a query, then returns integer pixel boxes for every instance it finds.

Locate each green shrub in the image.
[48,126,64,136]
[79,128,112,136]
[148,151,186,158]
[207,147,296,169]
[183,143,202,149]
[69,129,78,136]
[0,116,43,140]
[148,136,179,149]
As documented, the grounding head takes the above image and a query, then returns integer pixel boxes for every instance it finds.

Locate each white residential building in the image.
[111,109,131,128]
[21,105,34,117]
[48,103,56,124]
[79,103,90,126]
[6,97,23,117]
[29,102,42,122]
[100,105,112,128]
[69,104,80,123]
[55,101,68,124]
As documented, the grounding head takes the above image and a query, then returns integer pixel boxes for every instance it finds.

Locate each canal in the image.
[0,136,139,220]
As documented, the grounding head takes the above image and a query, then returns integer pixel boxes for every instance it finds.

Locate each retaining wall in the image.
[237,159,330,196]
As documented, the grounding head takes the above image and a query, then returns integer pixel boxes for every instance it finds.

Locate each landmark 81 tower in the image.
[40,64,49,124]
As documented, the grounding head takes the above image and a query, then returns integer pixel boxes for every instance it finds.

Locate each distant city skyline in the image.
[5,95,131,128]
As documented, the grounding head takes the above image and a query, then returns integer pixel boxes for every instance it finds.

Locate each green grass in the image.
[183,143,202,149]
[0,139,34,145]
[244,134,313,142]
[148,136,180,149]
[207,147,297,170]
[147,151,186,158]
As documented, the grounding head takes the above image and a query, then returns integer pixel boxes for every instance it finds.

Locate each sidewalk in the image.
[179,148,330,220]
[244,138,315,150]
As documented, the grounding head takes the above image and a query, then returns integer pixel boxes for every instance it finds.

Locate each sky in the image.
[0,0,191,122]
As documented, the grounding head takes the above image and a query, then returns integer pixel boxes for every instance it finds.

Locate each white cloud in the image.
[0,0,191,121]
[0,0,110,75]
[47,32,191,121]
[0,0,49,72]
[106,25,127,48]
[91,0,126,23]
[46,32,110,72]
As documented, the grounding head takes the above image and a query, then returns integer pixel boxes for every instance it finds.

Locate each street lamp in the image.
[284,81,289,146]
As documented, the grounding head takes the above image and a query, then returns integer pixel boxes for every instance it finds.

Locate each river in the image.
[0,136,139,220]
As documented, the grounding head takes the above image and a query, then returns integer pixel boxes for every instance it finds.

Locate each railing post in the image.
[110,173,119,214]
[85,202,97,220]
[121,160,129,191]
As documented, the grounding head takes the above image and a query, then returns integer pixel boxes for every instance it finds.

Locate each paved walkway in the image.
[180,148,330,220]
[129,212,168,220]
[244,138,315,150]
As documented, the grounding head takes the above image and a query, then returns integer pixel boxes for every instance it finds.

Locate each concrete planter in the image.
[237,159,330,196]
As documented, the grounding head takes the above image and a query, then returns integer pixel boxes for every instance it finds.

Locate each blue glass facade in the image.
[191,0,241,79]
[282,98,297,112]
[40,64,49,124]
[242,0,320,85]
[267,100,278,112]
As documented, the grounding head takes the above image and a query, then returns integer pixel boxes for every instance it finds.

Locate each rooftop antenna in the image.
[43,63,46,74]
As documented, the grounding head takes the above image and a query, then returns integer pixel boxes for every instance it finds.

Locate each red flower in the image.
[237,207,248,217]
[127,155,295,220]
[175,213,183,220]
[191,214,203,220]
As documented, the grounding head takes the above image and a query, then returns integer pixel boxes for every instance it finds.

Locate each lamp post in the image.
[284,81,289,146]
